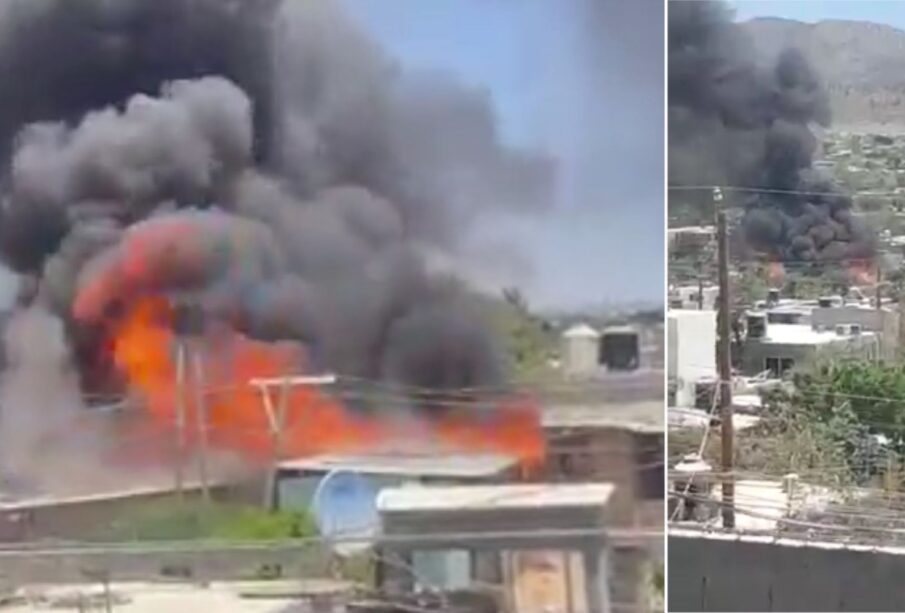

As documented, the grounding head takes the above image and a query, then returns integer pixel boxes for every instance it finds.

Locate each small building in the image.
[742,316,880,378]
[376,483,618,613]
[668,225,716,253]
[541,400,664,529]
[667,310,717,407]
[811,303,900,359]
[669,284,719,311]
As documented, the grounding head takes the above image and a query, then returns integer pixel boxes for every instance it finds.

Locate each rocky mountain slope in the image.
[741,17,905,130]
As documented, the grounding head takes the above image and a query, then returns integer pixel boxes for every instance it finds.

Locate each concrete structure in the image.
[669,284,719,311]
[669,529,905,612]
[561,323,601,378]
[540,400,663,611]
[742,320,879,378]
[811,303,900,359]
[0,478,262,543]
[668,226,716,253]
[541,400,663,528]
[376,483,616,613]
[667,310,717,407]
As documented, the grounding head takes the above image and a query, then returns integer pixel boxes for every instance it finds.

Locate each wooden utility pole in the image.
[192,346,210,502]
[716,206,735,529]
[696,259,704,310]
[876,264,884,362]
[251,374,337,510]
[876,263,884,310]
[174,341,187,501]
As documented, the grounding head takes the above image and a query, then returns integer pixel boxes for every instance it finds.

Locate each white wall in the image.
[812,306,899,359]
[667,310,717,406]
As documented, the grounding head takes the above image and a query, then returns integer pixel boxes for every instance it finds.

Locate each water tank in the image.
[599,327,640,371]
[671,454,716,522]
[851,324,862,336]
[561,324,600,378]
[767,288,780,304]
[835,324,849,336]
[694,378,717,411]
[747,313,766,339]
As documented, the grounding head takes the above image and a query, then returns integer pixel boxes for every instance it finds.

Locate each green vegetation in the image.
[482,287,557,383]
[672,359,905,488]
[98,499,315,542]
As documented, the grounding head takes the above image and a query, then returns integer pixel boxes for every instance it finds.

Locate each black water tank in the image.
[599,329,640,371]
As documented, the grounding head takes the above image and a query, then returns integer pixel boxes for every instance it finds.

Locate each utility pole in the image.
[250,374,338,510]
[716,199,735,529]
[174,340,187,501]
[192,345,210,503]
[877,263,884,310]
[696,259,704,310]
[876,263,884,362]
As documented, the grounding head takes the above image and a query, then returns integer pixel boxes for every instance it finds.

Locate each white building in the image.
[669,284,719,311]
[811,303,900,360]
[742,317,879,378]
[667,310,717,407]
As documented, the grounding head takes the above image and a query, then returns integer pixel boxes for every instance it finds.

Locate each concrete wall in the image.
[667,310,717,406]
[742,334,879,377]
[812,305,900,359]
[669,530,905,612]
[0,479,266,543]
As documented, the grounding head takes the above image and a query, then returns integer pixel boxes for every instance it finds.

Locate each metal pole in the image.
[192,345,210,503]
[877,263,884,361]
[717,209,735,529]
[697,259,704,310]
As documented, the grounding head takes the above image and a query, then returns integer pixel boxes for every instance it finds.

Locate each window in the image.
[765,356,794,378]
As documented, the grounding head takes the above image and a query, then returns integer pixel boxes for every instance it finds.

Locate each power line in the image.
[669,184,905,201]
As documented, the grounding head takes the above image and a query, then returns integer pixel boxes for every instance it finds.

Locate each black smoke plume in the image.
[669,0,874,263]
[0,0,554,406]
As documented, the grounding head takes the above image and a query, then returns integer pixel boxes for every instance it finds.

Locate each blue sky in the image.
[732,1,905,27]
[342,0,664,310]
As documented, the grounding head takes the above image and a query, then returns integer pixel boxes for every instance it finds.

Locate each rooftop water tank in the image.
[599,326,640,371]
[561,323,600,379]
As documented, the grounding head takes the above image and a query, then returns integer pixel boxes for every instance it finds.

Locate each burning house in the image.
[0,0,556,492]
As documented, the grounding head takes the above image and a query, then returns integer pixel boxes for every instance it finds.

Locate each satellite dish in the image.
[311,470,380,556]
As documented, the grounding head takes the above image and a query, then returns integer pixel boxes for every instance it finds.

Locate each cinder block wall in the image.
[670,531,905,611]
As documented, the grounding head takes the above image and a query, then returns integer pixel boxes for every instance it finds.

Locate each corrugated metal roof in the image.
[377,483,615,513]
[278,452,516,478]
[542,400,663,433]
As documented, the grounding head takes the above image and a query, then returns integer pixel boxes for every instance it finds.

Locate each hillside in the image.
[741,17,905,130]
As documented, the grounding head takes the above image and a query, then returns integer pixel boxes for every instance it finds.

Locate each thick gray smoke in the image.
[0,0,553,407]
[669,0,873,263]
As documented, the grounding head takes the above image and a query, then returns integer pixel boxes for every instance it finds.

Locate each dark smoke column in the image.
[0,0,555,408]
[668,0,874,264]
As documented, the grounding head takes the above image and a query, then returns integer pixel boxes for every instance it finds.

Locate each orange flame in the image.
[847,261,877,287]
[766,260,785,285]
[105,296,545,467]
[73,215,545,468]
